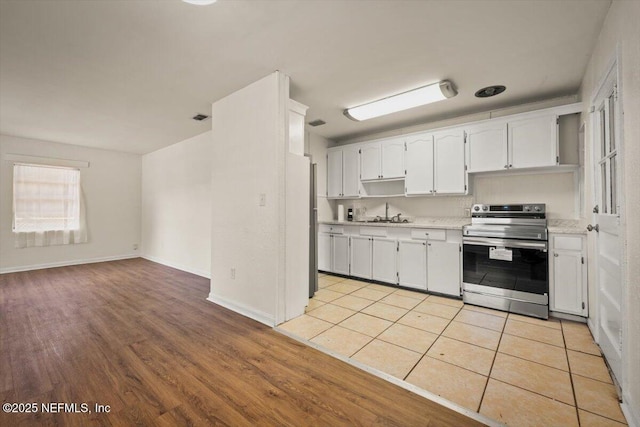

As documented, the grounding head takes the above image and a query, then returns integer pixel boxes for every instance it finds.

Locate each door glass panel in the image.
[601,162,608,214]
[608,94,616,151]
[600,108,607,158]
[610,155,617,214]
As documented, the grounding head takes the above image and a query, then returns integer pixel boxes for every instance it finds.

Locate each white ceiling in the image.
[0,0,611,154]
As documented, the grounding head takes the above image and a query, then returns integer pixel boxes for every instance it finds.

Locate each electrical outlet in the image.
[230,268,236,279]
[259,193,266,206]
[464,208,471,217]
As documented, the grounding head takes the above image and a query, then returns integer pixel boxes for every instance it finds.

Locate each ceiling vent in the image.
[192,113,210,121]
[475,85,506,98]
[308,119,326,127]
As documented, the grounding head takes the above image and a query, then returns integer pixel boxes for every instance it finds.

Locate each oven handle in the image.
[463,237,548,251]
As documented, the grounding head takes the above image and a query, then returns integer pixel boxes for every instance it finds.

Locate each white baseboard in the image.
[142,254,210,279]
[622,392,639,427]
[207,293,274,327]
[0,254,139,274]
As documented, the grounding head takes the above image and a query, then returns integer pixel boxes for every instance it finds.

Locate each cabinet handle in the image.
[554,253,558,257]
[509,164,513,168]
[425,232,429,236]
[504,165,508,169]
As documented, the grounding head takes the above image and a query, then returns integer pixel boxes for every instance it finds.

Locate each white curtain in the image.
[13,163,88,248]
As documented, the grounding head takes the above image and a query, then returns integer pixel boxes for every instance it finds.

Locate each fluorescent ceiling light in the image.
[344,80,457,121]
[183,0,218,5]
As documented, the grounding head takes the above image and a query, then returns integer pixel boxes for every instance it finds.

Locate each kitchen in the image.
[1,0,638,426]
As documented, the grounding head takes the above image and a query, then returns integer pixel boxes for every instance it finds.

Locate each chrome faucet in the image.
[385,202,390,221]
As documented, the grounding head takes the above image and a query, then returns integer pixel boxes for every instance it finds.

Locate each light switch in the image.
[259,193,266,206]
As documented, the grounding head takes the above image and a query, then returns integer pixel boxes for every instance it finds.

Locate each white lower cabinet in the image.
[550,234,587,316]
[398,240,427,290]
[372,238,397,284]
[318,233,331,272]
[332,234,350,275]
[350,236,372,279]
[427,241,461,296]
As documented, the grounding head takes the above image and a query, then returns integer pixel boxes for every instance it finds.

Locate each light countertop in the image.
[321,218,587,234]
[320,217,470,230]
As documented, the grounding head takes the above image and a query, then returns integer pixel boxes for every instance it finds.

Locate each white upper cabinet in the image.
[381,137,405,179]
[466,121,509,173]
[360,143,380,181]
[508,114,558,169]
[405,133,434,195]
[360,138,405,181]
[433,128,466,194]
[327,146,359,199]
[327,149,343,198]
[342,145,360,197]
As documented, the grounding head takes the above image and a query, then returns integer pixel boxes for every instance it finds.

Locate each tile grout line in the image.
[563,320,583,426]
[401,304,463,382]
[477,312,510,414]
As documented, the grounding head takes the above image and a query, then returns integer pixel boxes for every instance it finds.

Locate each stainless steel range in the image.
[462,204,549,319]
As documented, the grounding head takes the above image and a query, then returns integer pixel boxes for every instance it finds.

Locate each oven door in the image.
[463,237,548,298]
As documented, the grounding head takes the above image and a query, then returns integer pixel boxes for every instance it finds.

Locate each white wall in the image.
[141,131,212,278]
[208,72,295,326]
[579,1,640,425]
[0,134,141,272]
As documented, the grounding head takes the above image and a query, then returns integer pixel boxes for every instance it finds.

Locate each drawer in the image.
[319,224,344,234]
[360,226,388,237]
[410,228,446,241]
[553,235,583,251]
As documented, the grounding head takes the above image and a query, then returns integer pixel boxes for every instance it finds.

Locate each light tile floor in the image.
[280,273,627,427]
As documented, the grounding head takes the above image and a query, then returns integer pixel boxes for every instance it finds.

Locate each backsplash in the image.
[331,171,578,221]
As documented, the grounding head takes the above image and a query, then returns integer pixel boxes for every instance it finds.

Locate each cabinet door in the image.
[551,250,586,316]
[405,134,434,195]
[381,138,405,179]
[427,241,461,296]
[318,233,332,272]
[327,149,343,198]
[331,234,350,275]
[509,114,558,169]
[372,238,397,284]
[342,146,360,197]
[433,129,466,194]
[360,143,381,181]
[398,240,427,290]
[350,236,372,279]
[466,122,508,172]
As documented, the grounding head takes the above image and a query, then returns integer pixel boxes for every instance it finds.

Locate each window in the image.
[12,164,87,247]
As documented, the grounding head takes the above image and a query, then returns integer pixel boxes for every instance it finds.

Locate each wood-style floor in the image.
[0,258,482,426]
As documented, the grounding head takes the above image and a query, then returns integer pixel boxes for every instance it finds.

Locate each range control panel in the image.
[471,204,546,216]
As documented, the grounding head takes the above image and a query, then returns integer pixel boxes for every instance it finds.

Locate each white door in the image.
[327,149,343,198]
[350,236,372,279]
[318,233,332,272]
[466,122,508,172]
[433,128,466,194]
[398,240,427,290]
[590,66,624,382]
[372,238,397,284]
[332,234,350,275]
[427,241,461,296]
[508,114,558,169]
[360,143,381,180]
[342,146,360,197]
[405,134,434,195]
[381,138,405,179]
